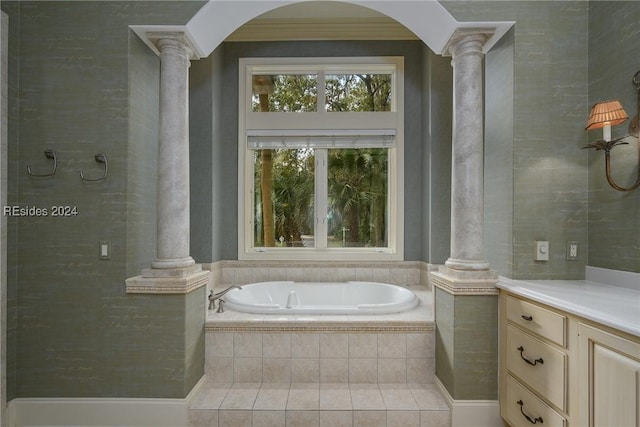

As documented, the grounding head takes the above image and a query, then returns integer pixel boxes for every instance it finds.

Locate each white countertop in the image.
[496,278,640,337]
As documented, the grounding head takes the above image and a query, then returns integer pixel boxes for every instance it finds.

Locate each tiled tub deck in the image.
[189,285,451,427]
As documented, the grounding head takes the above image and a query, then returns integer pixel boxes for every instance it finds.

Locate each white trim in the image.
[434,377,503,427]
[6,377,206,427]
[238,56,404,261]
[127,4,515,75]
[128,25,204,59]
[247,111,398,131]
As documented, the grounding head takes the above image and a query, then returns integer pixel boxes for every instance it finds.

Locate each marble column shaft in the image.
[152,37,195,269]
[445,34,490,271]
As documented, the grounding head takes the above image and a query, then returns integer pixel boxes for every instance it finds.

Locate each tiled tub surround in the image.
[206,261,429,292]
[190,277,450,427]
[204,282,434,385]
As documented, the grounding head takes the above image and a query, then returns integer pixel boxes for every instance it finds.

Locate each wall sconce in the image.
[584,71,640,192]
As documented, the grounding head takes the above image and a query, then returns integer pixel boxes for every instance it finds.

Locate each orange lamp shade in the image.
[585,100,629,130]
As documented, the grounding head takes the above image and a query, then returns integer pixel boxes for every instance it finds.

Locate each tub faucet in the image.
[208,285,242,311]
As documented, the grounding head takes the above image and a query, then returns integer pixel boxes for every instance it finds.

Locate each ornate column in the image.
[126,32,208,294]
[124,30,208,400]
[152,34,195,269]
[445,31,490,272]
[430,30,500,410]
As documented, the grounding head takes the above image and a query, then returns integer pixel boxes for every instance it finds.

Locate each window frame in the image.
[238,57,404,261]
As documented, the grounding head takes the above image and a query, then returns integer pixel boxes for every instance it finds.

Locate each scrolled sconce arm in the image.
[583,135,640,192]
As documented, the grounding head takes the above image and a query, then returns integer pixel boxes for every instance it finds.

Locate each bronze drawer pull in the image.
[517,400,544,424]
[521,314,533,321]
[517,346,544,366]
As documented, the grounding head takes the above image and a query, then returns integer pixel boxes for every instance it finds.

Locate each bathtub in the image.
[222,281,419,315]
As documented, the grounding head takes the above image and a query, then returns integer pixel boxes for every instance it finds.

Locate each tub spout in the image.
[208,285,242,311]
[286,290,301,309]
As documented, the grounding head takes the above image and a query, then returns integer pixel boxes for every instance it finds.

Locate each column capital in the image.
[146,31,201,61]
[442,28,494,60]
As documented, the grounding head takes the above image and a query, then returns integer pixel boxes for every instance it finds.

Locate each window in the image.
[239,57,404,260]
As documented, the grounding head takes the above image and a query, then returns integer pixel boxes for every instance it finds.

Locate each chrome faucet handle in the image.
[216,299,225,313]
[208,291,216,310]
[208,286,242,311]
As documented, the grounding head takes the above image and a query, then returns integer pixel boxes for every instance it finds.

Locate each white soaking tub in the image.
[222,281,419,315]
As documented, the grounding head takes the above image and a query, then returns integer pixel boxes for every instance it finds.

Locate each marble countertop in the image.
[496,278,640,337]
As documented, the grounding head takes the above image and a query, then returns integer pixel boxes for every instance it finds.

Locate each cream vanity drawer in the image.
[506,295,566,347]
[506,324,567,411]
[505,375,566,427]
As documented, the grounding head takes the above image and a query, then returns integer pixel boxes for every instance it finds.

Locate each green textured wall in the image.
[587,2,640,272]
[190,55,214,263]
[190,45,225,263]
[422,47,453,265]
[127,31,159,278]
[484,28,515,278]
[443,1,590,279]
[435,288,499,400]
[3,0,20,404]
[3,0,206,399]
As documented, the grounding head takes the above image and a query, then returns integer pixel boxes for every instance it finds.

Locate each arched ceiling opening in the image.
[224,1,420,42]
[131,1,513,58]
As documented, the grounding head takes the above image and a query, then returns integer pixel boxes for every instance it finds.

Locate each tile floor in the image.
[189,382,450,427]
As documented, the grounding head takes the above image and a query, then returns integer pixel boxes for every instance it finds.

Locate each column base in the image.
[430,265,498,295]
[151,256,196,269]
[433,269,500,403]
[444,257,490,271]
[126,264,210,294]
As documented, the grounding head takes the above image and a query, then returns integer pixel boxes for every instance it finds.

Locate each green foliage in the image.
[254,149,315,246]
[328,148,388,247]
[326,74,391,112]
[252,75,317,112]
[252,73,391,247]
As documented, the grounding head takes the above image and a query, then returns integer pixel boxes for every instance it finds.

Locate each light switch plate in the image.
[99,240,111,260]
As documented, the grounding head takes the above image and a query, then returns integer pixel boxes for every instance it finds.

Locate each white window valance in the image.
[246,129,396,149]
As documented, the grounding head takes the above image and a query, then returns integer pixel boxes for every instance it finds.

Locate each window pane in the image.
[325,74,392,112]
[253,148,315,247]
[252,74,317,112]
[327,148,388,247]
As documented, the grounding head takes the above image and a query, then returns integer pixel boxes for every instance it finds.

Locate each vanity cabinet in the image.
[499,292,640,427]
[500,294,570,427]
[578,323,640,427]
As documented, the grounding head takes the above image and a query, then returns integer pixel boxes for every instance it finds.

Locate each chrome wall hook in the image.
[27,149,57,177]
[79,153,108,182]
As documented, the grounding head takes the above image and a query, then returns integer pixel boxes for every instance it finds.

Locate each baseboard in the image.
[434,377,505,427]
[6,377,206,427]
